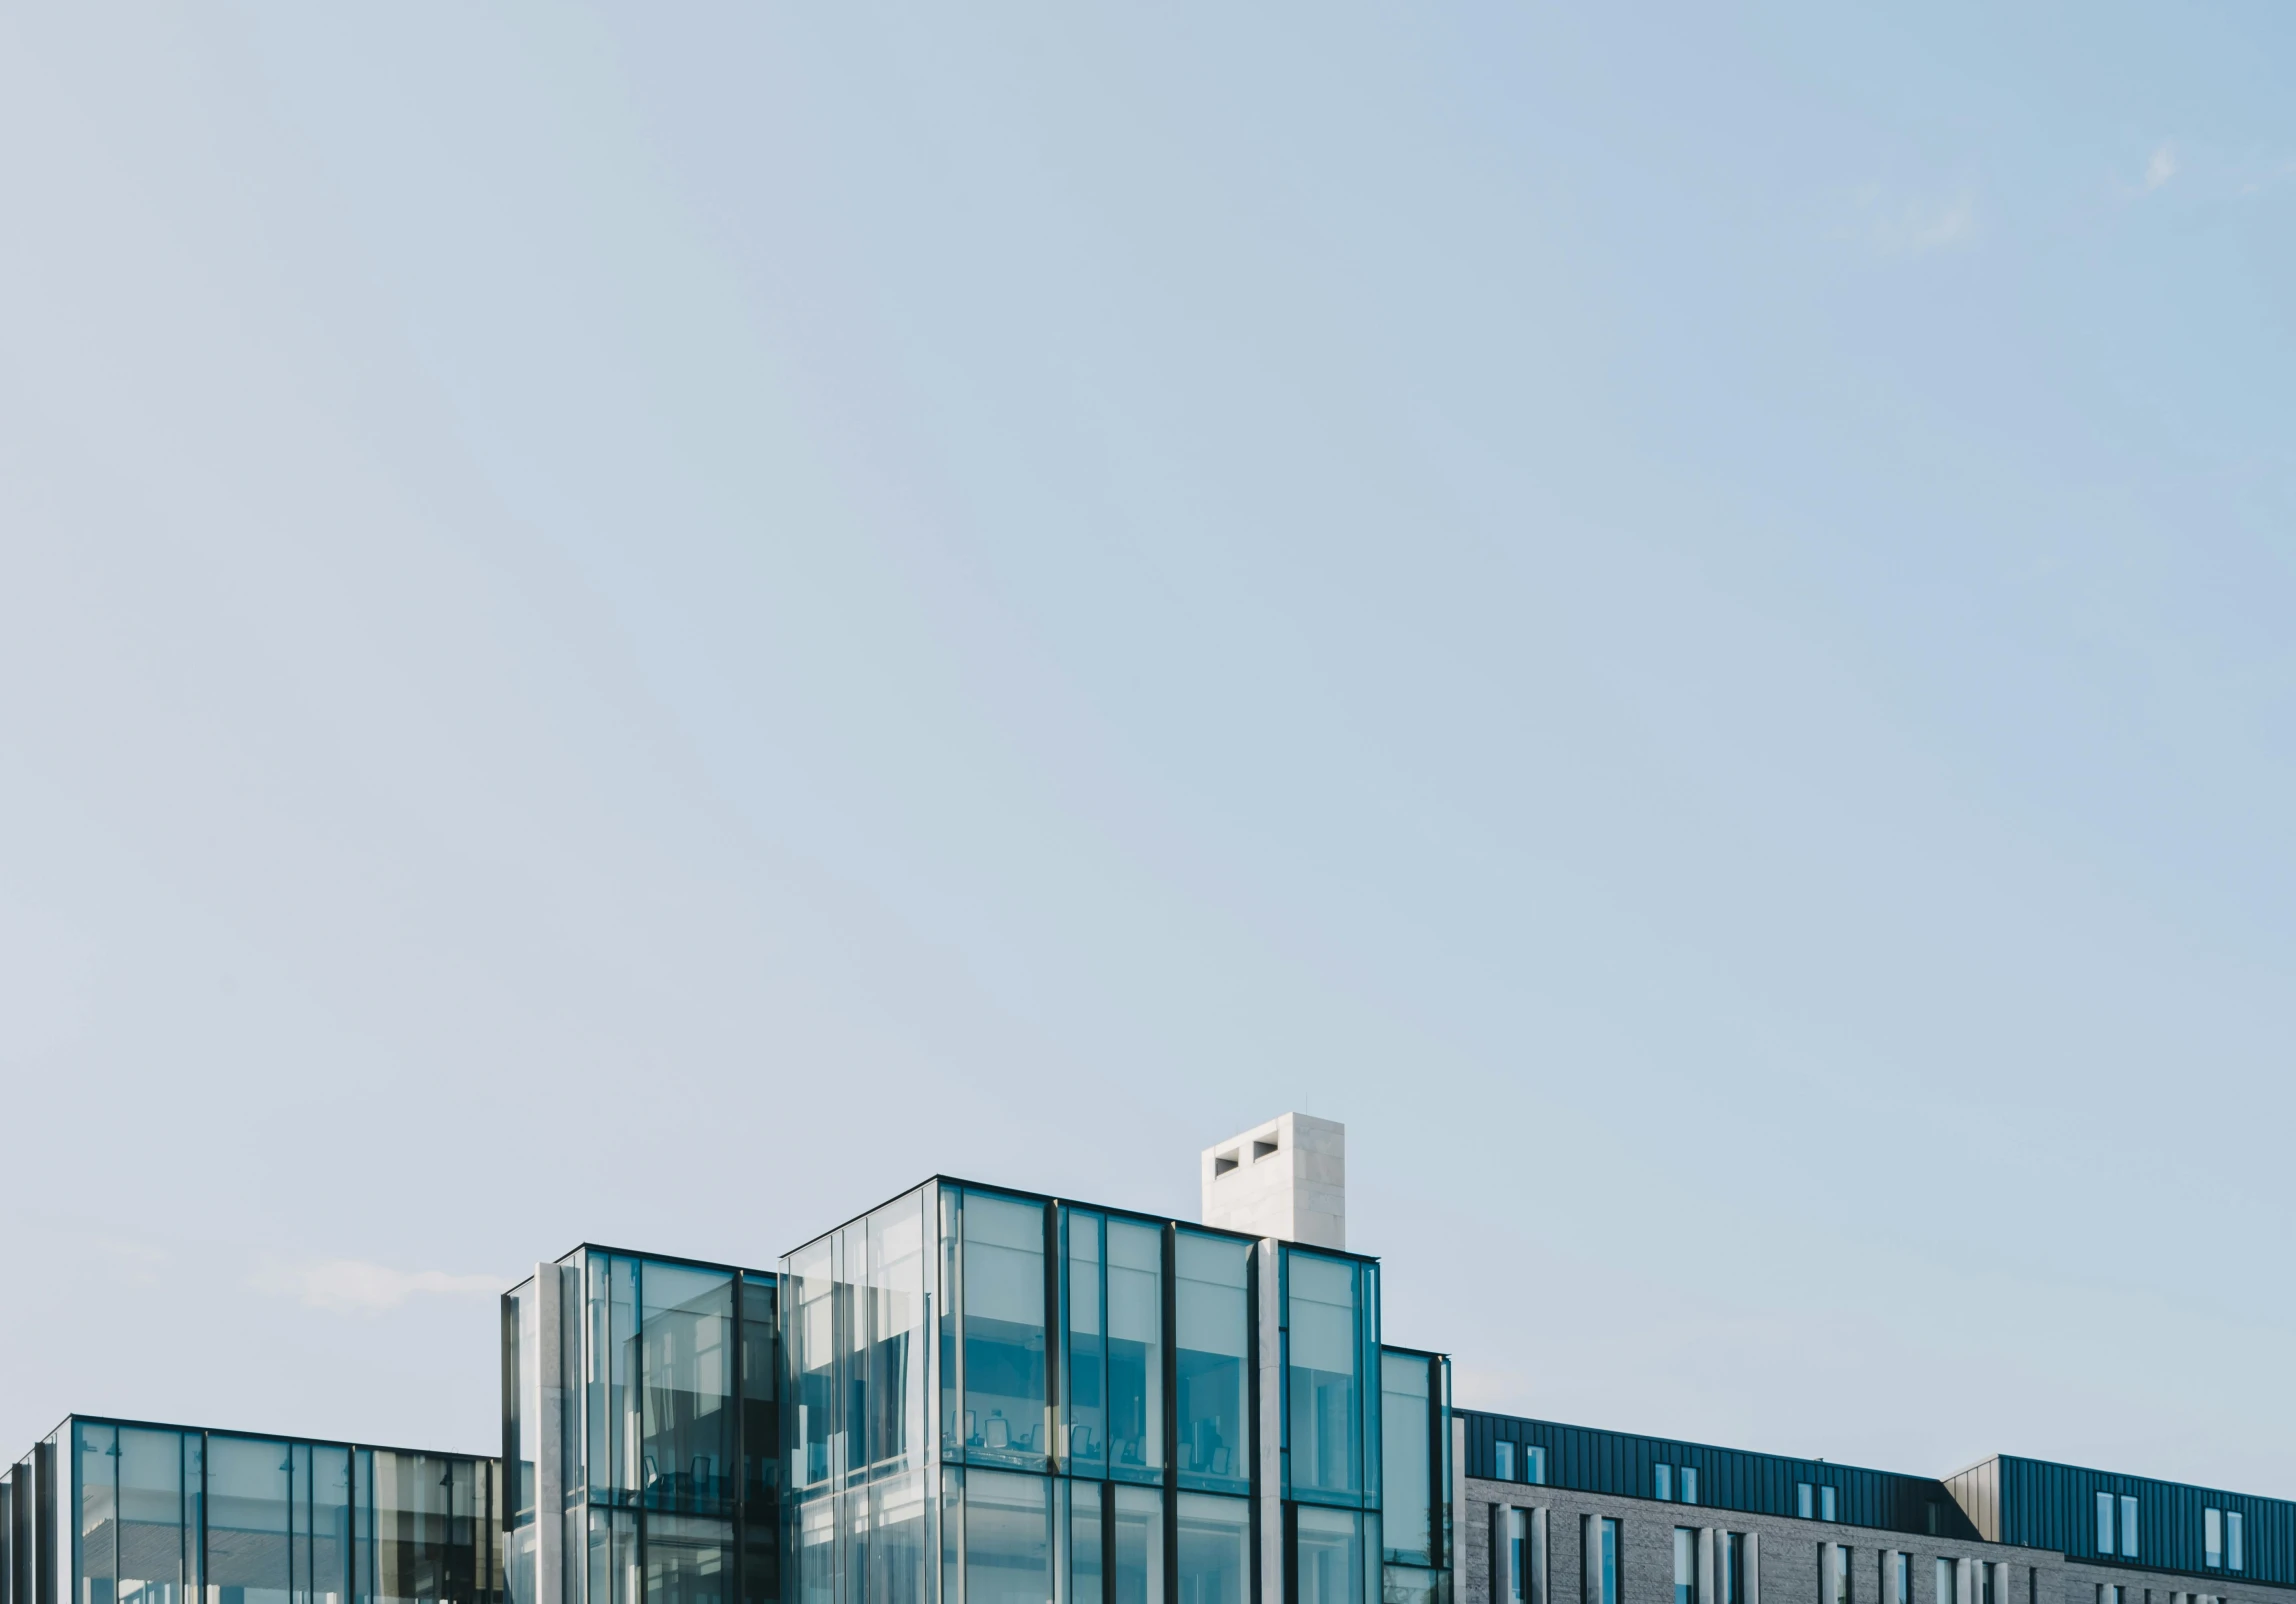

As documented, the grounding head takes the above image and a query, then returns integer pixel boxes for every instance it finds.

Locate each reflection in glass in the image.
[1680,1469,1696,1507]
[1654,1467,1671,1504]
[1493,1445,1513,1483]
[2228,1513,2243,1573]
[964,1472,1050,1604]
[210,1438,292,1604]
[1935,1559,1958,1604]
[963,1197,1048,1468]
[1378,1355,1430,1563]
[866,1204,929,1479]
[1111,1486,1162,1604]
[2118,1498,2138,1562]
[1673,1529,1696,1604]
[80,1422,119,1604]
[1176,1494,1249,1604]
[788,1244,836,1493]
[643,1516,732,1604]
[1175,1237,1249,1493]
[1297,1507,1367,1604]
[1819,1489,1835,1524]
[1593,1519,1617,1604]
[870,1475,927,1604]
[2096,1495,2114,1557]
[2205,1510,2222,1570]
[1722,1535,1743,1604]
[1287,1255,1360,1499]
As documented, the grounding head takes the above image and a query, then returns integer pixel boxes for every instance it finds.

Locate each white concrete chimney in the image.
[1199,1112,1345,1249]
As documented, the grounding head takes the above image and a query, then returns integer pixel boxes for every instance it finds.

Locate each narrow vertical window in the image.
[1799,1485,1814,1520]
[1655,1466,1673,1503]
[1675,1529,1699,1604]
[1836,1546,1852,1604]
[1505,1508,1528,1604]
[1600,1519,1620,1604]
[1937,1558,1958,1604]
[1822,1488,1838,1524]
[1495,1443,1515,1483]
[2227,1513,2243,1573]
[2098,1493,2116,1556]
[2205,1510,2223,1570]
[1892,1553,1909,1604]
[1721,1535,1742,1604]
[2120,1498,2139,1561]
[1681,1468,1698,1507]
[1527,1446,1547,1487]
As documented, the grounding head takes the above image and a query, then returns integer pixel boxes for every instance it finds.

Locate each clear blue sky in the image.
[3,5,2293,1493]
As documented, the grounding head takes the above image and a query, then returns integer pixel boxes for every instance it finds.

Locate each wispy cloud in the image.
[2143,144,2178,192]
[1847,185,1978,255]
[254,1257,504,1315]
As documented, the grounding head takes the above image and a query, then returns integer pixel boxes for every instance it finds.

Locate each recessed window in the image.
[2121,1497,2139,1561]
[1253,1138,1279,1161]
[1496,1442,1515,1481]
[1587,1518,1619,1604]
[1681,1467,1698,1506]
[1827,1546,1851,1604]
[1676,1529,1700,1604]
[1720,1535,1744,1604]
[2205,1509,2223,1570]
[2227,1512,2243,1573]
[2099,1492,2117,1556]
[1214,1151,1239,1177]
[1799,1484,1815,1519]
[1890,1553,1909,1604]
[1526,1445,1547,1486]
[1937,1558,1961,1604]
[2098,1586,2125,1604]
[1822,1487,1838,1523]
[1656,1464,1673,1502]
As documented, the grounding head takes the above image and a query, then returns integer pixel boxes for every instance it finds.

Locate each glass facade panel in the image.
[1287,1256,1360,1501]
[643,1516,732,1604]
[962,1197,1049,1470]
[2119,1498,2138,1561]
[1300,1508,1368,1604]
[741,1276,780,1604]
[1065,1216,1107,1479]
[864,1201,930,1479]
[788,1245,836,1495]
[1175,1495,1249,1604]
[1492,1446,1512,1484]
[1679,1470,1695,1508]
[869,1475,928,1604]
[963,1472,1050,1604]
[2227,1513,2242,1573]
[2204,1510,2222,1569]
[210,1438,292,1604]
[117,1428,186,1604]
[78,1424,116,1604]
[640,1265,735,1513]
[1070,1484,1103,1604]
[1378,1356,1431,1564]
[2098,1495,2115,1557]
[1110,1487,1162,1604]
[1175,1237,1250,1495]
[1654,1467,1671,1504]
[1105,1223,1162,1484]
[1819,1489,1835,1524]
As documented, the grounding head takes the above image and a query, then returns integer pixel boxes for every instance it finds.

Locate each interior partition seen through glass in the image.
[1297,1506,1376,1604]
[1176,1495,1250,1604]
[1174,1235,1250,1495]
[1063,1215,1164,1483]
[962,1194,1049,1469]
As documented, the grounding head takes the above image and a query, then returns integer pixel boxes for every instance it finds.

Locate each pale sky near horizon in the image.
[4,5,2295,1497]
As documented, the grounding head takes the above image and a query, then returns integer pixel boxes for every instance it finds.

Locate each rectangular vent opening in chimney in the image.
[1252,1137,1279,1161]
[1214,1150,1240,1177]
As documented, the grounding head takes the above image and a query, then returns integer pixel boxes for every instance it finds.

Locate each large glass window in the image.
[1287,1255,1360,1500]
[640,1265,735,1513]
[210,1438,292,1604]
[1175,1495,1249,1604]
[1106,1223,1163,1482]
[1378,1355,1431,1564]
[962,1197,1049,1469]
[117,1428,187,1604]
[1176,1237,1250,1494]
[1673,1530,1697,1604]
[1298,1507,1370,1604]
[963,1473,1051,1604]
[787,1244,836,1493]
[1111,1487,1162,1604]
[365,1451,482,1604]
[1496,1509,1527,1604]
[589,1257,640,1505]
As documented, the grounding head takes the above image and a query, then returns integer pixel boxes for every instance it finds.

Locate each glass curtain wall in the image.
[1280,1255,1377,1508]
[1172,1238,1249,1496]
[1373,1352,1448,1604]
[63,1421,496,1604]
[504,1251,777,1604]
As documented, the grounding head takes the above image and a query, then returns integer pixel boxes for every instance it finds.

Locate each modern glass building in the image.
[15,1112,2295,1604]
[1,1418,499,1604]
